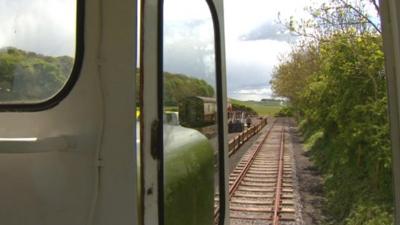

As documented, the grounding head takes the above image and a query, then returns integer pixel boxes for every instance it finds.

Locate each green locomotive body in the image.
[164,124,215,225]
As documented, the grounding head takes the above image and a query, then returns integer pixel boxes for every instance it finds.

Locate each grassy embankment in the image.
[230,98,283,116]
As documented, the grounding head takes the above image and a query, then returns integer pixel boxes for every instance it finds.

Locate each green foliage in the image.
[135,69,214,107]
[274,106,294,117]
[164,72,214,106]
[271,45,320,106]
[271,31,393,224]
[345,202,393,225]
[232,103,257,115]
[303,130,323,151]
[0,47,73,103]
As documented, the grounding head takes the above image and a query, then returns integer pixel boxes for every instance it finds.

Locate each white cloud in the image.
[224,0,309,41]
[230,88,274,101]
[236,88,272,95]
[225,38,291,99]
[163,0,216,87]
[164,0,211,22]
[227,39,290,67]
[224,0,309,100]
[0,0,76,56]
[0,0,313,101]
[224,0,381,101]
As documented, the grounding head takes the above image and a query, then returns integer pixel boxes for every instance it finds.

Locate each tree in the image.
[135,69,215,107]
[272,1,393,224]
[0,47,73,102]
[270,43,320,108]
[280,0,381,41]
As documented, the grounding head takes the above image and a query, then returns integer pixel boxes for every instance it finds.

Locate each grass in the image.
[230,99,283,116]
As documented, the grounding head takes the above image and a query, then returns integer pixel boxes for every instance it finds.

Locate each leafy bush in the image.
[271,31,394,224]
[232,103,258,115]
[274,106,294,117]
[345,202,393,225]
[304,130,323,151]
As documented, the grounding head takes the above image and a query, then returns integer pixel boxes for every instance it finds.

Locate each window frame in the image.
[0,0,85,112]
[157,0,227,224]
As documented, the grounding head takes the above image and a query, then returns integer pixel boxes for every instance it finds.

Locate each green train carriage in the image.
[178,96,217,128]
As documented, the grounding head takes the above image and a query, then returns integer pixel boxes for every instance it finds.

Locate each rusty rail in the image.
[228,121,275,197]
[214,119,275,223]
[272,128,285,225]
[228,118,268,157]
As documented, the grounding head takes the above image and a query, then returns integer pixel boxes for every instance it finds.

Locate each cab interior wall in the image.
[0,0,138,224]
[92,0,138,224]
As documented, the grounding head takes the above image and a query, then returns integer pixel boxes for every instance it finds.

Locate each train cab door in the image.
[0,1,138,225]
[140,0,229,224]
[382,0,400,223]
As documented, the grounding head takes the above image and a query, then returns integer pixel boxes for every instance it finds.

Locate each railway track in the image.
[215,118,297,225]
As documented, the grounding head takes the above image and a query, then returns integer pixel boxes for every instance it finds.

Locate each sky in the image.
[2,0,378,101]
[0,0,311,101]
[162,0,311,101]
[163,0,216,86]
[0,0,76,56]
[224,0,310,100]
[223,0,379,101]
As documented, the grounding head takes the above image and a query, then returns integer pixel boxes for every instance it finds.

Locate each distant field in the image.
[230,99,283,116]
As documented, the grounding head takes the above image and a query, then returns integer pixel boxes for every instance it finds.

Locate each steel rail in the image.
[272,128,285,225]
[228,120,276,197]
[213,119,277,223]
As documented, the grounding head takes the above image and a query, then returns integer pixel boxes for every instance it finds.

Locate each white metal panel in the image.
[92,0,138,224]
[141,0,161,224]
[0,0,138,224]
[0,0,102,224]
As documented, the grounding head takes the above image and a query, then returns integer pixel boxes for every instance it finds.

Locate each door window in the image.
[162,0,222,224]
[0,0,79,105]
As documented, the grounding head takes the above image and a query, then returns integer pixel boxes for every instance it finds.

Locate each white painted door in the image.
[0,1,138,225]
